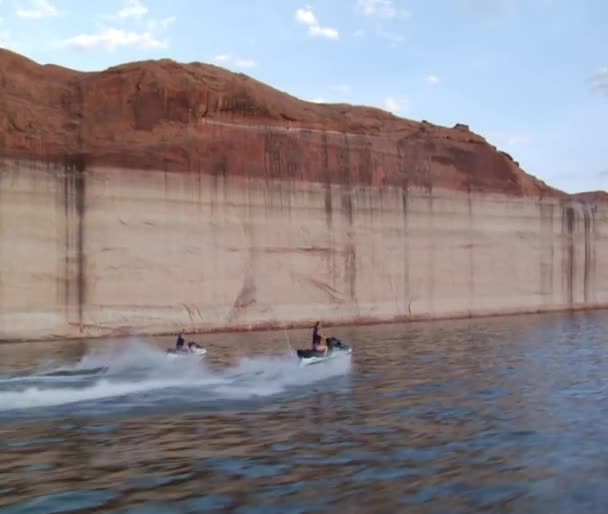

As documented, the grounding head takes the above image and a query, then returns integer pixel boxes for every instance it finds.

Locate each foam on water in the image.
[0,341,351,414]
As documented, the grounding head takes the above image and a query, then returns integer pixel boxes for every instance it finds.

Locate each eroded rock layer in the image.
[1,49,558,196]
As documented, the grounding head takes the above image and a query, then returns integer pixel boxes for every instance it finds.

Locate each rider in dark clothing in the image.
[312,322,327,353]
[176,331,186,351]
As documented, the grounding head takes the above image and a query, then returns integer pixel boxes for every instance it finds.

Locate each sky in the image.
[0,0,607,193]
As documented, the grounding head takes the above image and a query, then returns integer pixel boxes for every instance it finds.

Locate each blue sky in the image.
[1,0,607,193]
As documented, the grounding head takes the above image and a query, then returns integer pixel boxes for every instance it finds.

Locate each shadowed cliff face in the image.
[0,49,561,197]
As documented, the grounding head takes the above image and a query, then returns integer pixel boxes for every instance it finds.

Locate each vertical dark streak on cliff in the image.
[341,191,353,226]
[285,132,299,218]
[361,140,374,187]
[63,154,87,331]
[539,202,555,304]
[339,135,353,225]
[591,205,598,303]
[163,169,169,203]
[75,163,86,329]
[263,130,283,212]
[424,156,435,312]
[344,243,357,302]
[63,166,70,316]
[422,141,434,195]
[211,155,227,216]
[467,187,475,314]
[583,203,591,303]
[562,205,575,306]
[265,130,279,179]
[338,134,356,301]
[321,132,337,289]
[206,155,218,300]
[60,75,87,332]
[397,138,410,312]
[0,171,4,334]
[210,160,217,216]
[401,189,410,312]
[339,134,351,185]
[197,157,202,208]
[322,132,332,228]
[199,154,212,302]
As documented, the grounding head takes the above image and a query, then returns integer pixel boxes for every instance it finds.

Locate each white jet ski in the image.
[166,342,207,360]
[296,337,352,366]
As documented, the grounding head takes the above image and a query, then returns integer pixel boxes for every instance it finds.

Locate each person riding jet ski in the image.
[312,321,328,354]
[176,330,186,351]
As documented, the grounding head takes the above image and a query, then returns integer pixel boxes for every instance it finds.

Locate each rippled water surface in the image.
[1,311,608,513]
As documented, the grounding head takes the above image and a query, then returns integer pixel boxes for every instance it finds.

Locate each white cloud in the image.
[425,74,440,85]
[58,28,166,51]
[212,53,257,69]
[17,0,59,19]
[60,1,175,52]
[356,0,410,19]
[296,7,317,25]
[295,6,339,40]
[100,0,172,29]
[591,67,608,95]
[383,96,408,113]
[309,25,339,39]
[118,0,148,19]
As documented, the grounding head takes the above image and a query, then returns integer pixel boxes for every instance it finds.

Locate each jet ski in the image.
[166,341,207,360]
[296,336,352,366]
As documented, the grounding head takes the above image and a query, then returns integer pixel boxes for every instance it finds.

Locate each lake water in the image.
[1,311,608,513]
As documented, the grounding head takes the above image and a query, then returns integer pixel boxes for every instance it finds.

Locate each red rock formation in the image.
[0,49,563,196]
[572,191,608,204]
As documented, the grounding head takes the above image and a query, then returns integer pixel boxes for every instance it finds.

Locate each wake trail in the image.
[0,340,351,413]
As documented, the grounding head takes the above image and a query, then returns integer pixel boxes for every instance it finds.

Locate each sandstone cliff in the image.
[1,49,560,197]
[2,50,606,342]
